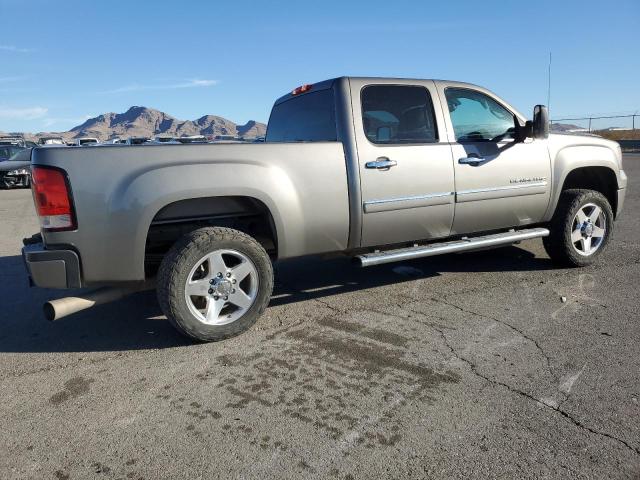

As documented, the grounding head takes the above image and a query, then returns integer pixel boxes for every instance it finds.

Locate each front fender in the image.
[543,140,624,221]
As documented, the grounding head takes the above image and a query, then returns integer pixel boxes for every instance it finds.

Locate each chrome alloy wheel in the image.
[571,203,606,256]
[184,249,259,325]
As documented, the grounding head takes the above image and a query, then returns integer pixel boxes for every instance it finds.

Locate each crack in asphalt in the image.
[425,295,558,381]
[428,321,640,457]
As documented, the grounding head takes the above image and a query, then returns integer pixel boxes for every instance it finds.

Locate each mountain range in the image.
[3,106,267,142]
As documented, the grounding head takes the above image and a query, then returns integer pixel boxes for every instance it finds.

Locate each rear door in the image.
[436,83,552,234]
[350,79,456,247]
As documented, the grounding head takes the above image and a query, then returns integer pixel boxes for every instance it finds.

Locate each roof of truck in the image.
[274,76,525,121]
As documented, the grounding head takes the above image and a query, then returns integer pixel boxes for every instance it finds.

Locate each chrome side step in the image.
[355,228,550,267]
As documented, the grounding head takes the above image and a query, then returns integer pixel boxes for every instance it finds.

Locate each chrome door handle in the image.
[458,156,486,165]
[365,158,397,169]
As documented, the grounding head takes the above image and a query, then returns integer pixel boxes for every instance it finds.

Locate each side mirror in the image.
[533,105,549,139]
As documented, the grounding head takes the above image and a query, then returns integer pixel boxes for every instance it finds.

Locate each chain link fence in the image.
[550,114,638,133]
[550,114,639,151]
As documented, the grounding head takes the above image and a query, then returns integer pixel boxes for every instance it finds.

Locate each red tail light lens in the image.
[31,166,76,231]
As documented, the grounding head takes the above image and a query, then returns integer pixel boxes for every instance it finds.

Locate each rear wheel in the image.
[157,227,273,342]
[543,189,613,267]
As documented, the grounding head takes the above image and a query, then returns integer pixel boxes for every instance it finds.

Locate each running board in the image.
[355,228,550,267]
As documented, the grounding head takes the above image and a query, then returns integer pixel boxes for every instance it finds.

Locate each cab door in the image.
[350,79,456,247]
[435,83,552,234]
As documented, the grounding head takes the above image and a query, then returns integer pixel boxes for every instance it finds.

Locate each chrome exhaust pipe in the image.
[43,281,154,321]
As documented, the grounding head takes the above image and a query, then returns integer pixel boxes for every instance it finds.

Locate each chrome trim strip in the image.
[365,191,454,206]
[457,181,547,196]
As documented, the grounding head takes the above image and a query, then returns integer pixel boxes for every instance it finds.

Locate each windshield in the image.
[0,146,23,161]
[8,148,32,162]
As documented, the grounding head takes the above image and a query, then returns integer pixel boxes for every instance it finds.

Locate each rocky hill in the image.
[4,106,266,142]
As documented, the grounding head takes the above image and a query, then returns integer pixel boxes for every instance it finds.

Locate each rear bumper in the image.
[22,242,82,289]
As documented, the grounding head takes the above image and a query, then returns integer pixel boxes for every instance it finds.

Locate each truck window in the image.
[445,88,515,142]
[361,85,438,144]
[266,89,337,142]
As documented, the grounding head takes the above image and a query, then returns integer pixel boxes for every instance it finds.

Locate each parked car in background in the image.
[177,135,208,144]
[212,134,239,143]
[126,137,149,145]
[0,145,24,162]
[38,136,65,145]
[74,137,99,146]
[0,135,37,148]
[0,148,31,188]
[152,136,180,144]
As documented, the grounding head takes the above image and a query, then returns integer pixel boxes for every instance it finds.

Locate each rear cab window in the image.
[361,85,438,145]
[266,88,337,142]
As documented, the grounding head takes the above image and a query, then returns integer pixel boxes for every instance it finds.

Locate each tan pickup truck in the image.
[23,77,627,341]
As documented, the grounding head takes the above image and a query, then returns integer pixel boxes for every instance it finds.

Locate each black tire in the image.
[157,227,273,342]
[543,189,613,267]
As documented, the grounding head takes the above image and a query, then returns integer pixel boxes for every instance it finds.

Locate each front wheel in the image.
[157,227,273,342]
[543,189,613,267]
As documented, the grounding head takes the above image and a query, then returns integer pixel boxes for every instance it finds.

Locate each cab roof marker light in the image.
[292,84,313,95]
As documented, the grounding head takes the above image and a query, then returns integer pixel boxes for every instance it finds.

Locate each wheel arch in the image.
[144,195,280,276]
[558,166,619,217]
[544,143,623,222]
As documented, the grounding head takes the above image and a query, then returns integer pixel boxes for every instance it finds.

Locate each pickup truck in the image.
[23,77,627,342]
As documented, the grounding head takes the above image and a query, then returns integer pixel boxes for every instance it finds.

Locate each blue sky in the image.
[0,0,638,132]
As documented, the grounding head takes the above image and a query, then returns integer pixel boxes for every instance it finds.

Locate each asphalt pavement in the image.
[0,155,638,479]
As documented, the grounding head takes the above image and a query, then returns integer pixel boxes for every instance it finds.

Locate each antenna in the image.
[547,52,552,112]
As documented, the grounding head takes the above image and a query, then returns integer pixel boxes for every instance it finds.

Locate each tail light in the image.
[31,166,77,231]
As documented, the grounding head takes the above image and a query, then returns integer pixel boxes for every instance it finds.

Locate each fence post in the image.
[588,118,592,132]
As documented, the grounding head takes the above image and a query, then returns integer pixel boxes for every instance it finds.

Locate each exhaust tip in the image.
[43,302,56,322]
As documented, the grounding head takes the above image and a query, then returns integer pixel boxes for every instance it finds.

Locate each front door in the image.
[436,84,552,234]
[351,80,456,247]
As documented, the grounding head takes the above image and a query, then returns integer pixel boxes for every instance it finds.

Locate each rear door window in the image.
[361,85,438,144]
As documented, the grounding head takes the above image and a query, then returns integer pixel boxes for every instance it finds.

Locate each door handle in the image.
[365,157,397,169]
[458,156,486,166]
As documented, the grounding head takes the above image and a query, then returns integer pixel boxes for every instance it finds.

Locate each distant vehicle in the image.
[0,148,31,188]
[0,145,24,162]
[126,137,149,145]
[212,135,239,143]
[0,135,36,148]
[74,137,99,146]
[252,137,266,143]
[152,136,180,144]
[177,135,208,144]
[38,136,65,145]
